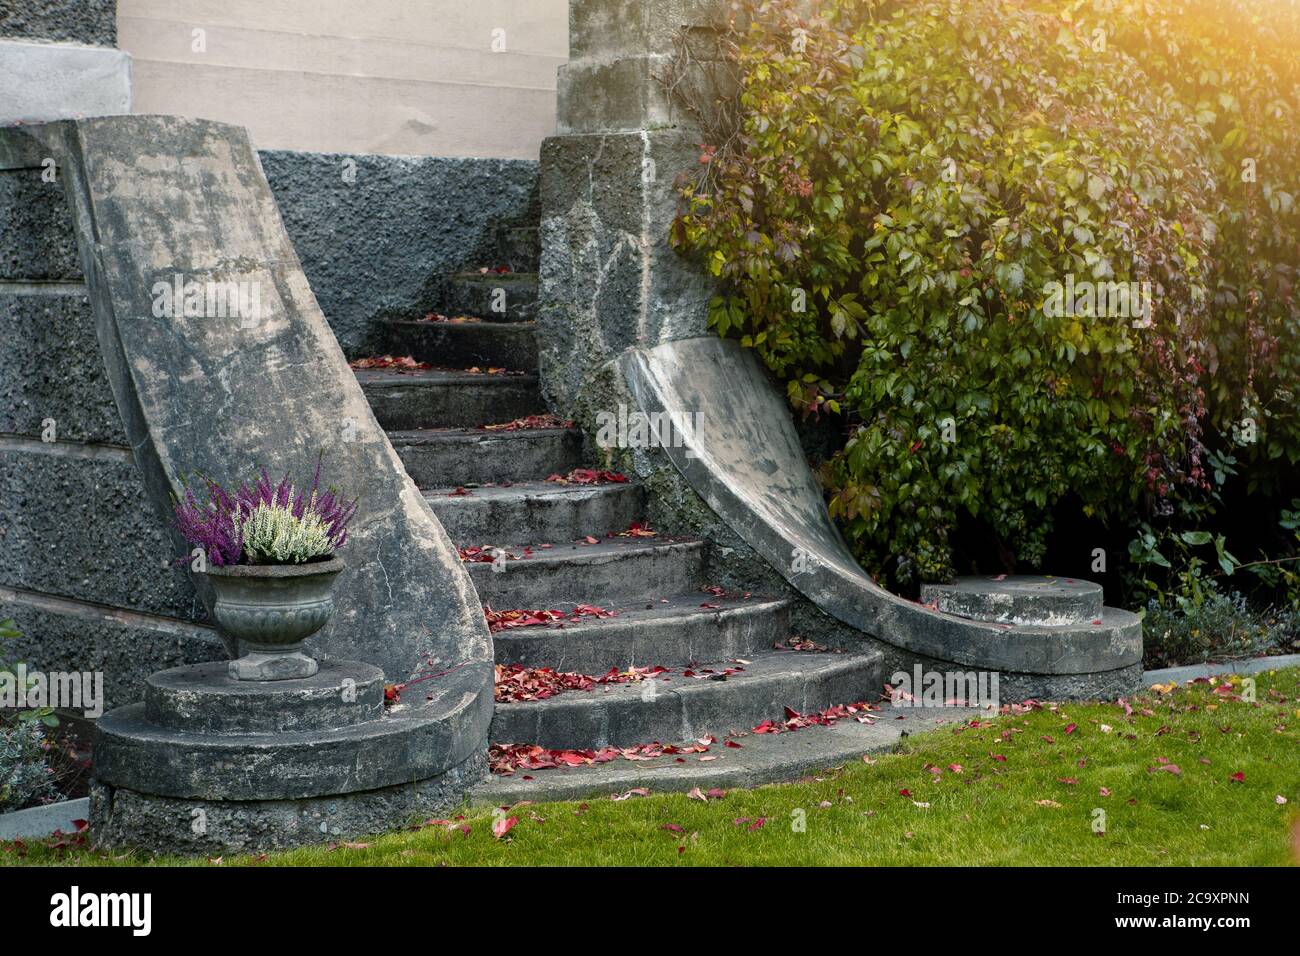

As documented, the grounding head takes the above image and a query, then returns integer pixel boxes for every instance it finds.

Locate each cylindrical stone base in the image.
[89,751,487,856]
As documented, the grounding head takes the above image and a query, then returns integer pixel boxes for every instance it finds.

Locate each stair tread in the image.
[464,534,698,561]
[492,644,873,712]
[473,705,982,804]
[387,425,578,444]
[490,591,789,630]
[423,480,636,501]
[354,367,537,386]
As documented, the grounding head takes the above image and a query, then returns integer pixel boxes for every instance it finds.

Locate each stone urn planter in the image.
[206,557,344,681]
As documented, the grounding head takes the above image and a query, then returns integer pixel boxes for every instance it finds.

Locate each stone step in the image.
[489,646,883,750]
[473,704,982,805]
[491,591,789,672]
[379,318,538,373]
[388,425,582,487]
[920,575,1104,626]
[443,271,537,323]
[496,225,541,274]
[355,368,542,430]
[468,536,705,607]
[423,480,644,543]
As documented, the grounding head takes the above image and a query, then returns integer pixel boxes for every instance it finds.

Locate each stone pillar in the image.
[537,0,733,417]
[0,0,132,125]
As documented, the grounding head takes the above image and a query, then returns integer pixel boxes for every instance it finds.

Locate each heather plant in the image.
[173,458,357,566]
[673,0,1300,595]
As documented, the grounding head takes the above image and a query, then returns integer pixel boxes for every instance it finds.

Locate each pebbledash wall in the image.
[0,154,538,709]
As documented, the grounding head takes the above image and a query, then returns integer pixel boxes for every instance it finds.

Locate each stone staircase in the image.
[354,225,884,757]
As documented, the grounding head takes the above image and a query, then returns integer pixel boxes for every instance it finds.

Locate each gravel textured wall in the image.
[0,0,117,47]
[261,150,539,355]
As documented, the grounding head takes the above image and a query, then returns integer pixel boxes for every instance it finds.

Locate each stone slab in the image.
[538,130,716,414]
[0,797,91,841]
[93,661,493,802]
[144,660,386,735]
[569,0,731,61]
[1142,653,1300,685]
[0,39,131,125]
[921,575,1104,626]
[474,704,982,804]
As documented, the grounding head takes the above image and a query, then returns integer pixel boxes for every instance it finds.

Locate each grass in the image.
[4,668,1298,867]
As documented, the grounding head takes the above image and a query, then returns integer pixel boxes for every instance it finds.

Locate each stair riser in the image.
[427,485,644,544]
[362,379,541,430]
[382,322,538,373]
[470,542,704,607]
[491,600,789,673]
[395,431,582,487]
[489,654,883,749]
[444,276,537,323]
[497,227,540,274]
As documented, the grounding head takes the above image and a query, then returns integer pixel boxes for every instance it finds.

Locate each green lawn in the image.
[6,668,1298,867]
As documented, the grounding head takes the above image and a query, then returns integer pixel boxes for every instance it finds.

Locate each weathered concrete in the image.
[0,797,91,841]
[381,318,540,373]
[492,593,792,672]
[620,336,1142,693]
[0,39,131,125]
[424,480,644,543]
[94,660,492,802]
[357,368,542,431]
[474,704,980,804]
[3,118,493,709]
[388,425,582,488]
[144,661,385,734]
[921,575,1104,626]
[1142,653,1300,685]
[491,647,882,748]
[90,751,486,855]
[537,130,715,416]
[259,150,538,355]
[468,535,704,607]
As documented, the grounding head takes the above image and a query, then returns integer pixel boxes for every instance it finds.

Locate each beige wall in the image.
[117,0,568,159]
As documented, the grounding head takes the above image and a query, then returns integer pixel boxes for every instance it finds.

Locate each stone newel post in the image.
[537,0,734,418]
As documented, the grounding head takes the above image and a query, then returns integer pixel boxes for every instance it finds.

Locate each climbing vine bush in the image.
[674,0,1299,593]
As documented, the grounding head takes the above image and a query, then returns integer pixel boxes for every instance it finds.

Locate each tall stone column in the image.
[537,0,733,418]
[0,1,132,124]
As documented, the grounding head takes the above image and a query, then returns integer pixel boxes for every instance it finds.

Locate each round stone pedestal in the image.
[90,659,493,854]
[920,575,1104,627]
